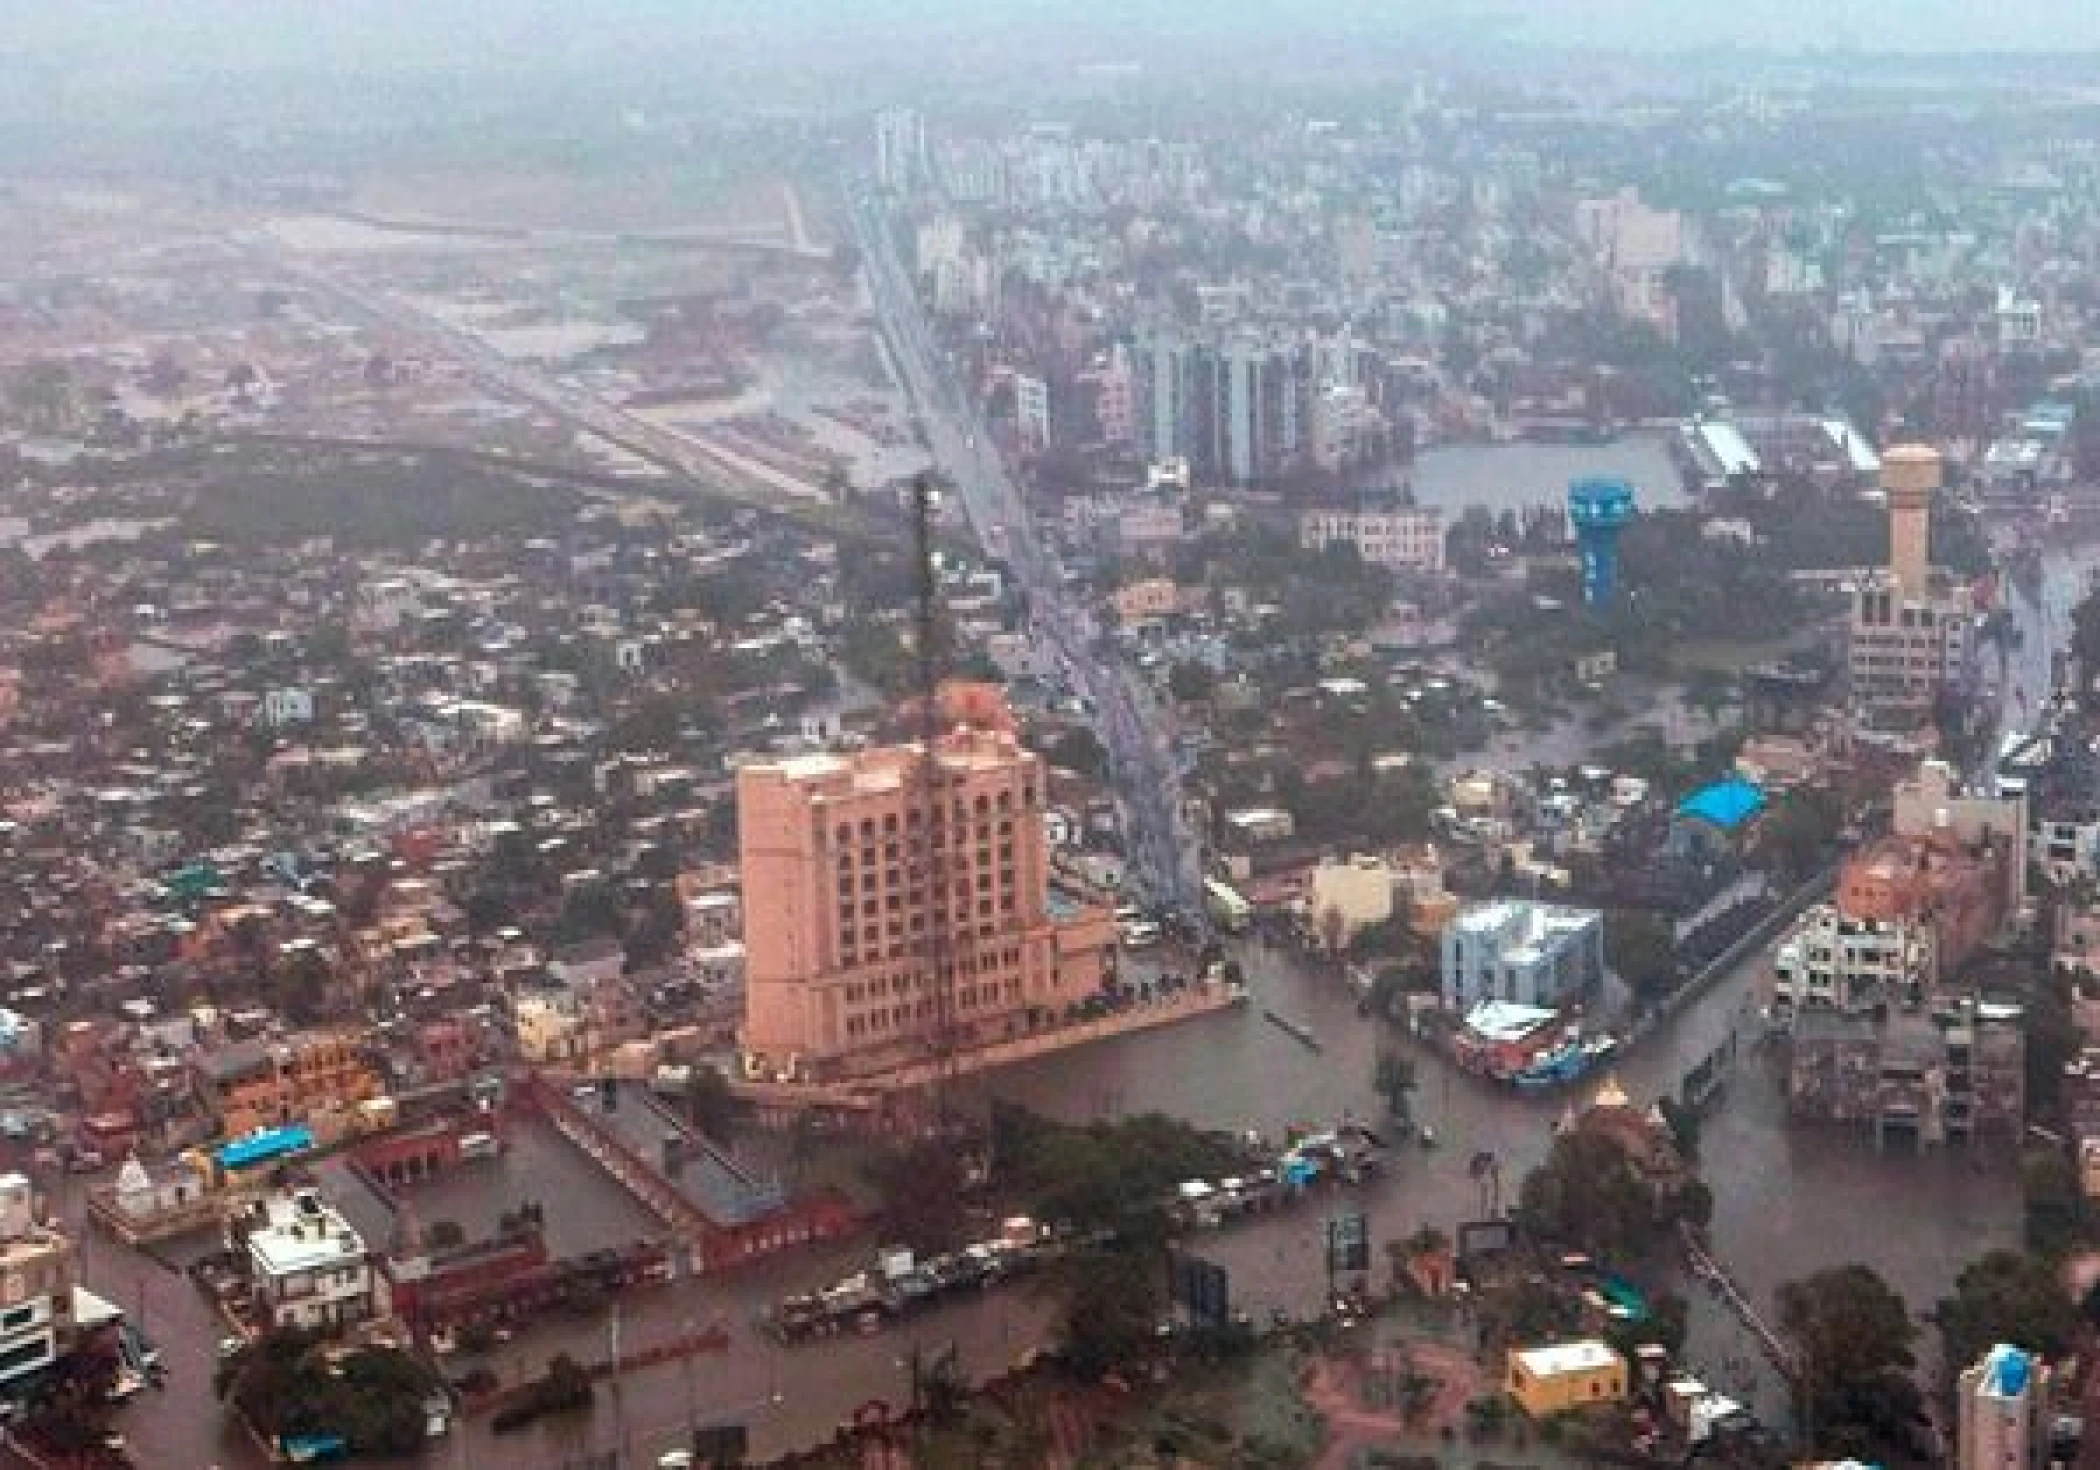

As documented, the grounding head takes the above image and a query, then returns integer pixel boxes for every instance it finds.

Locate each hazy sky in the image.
[10,0,2100,75]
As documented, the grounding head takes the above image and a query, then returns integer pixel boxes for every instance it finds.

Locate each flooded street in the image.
[985,932,2020,1423]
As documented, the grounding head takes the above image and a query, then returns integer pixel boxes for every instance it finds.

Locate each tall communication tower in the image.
[911,475,959,1128]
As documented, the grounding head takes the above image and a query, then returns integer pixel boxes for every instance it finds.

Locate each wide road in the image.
[849,189,1201,913]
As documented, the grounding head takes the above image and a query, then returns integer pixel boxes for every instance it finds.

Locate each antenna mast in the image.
[912,475,957,1130]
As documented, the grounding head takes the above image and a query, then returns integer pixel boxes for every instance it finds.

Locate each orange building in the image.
[737,699,1114,1082]
[1836,833,2009,981]
[190,1032,384,1141]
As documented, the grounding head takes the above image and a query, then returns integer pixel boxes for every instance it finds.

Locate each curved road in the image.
[850,190,1202,915]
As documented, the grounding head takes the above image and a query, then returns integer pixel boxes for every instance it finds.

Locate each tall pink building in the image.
[738,708,1114,1082]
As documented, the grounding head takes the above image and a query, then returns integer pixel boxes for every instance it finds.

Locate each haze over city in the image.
[9,5,2100,1470]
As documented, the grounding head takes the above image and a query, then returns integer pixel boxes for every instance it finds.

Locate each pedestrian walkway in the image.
[1682,1226,1796,1384]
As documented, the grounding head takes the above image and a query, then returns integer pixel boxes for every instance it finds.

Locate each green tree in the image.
[2022,1144,2088,1259]
[681,1065,739,1144]
[1516,1129,1703,1259]
[1937,1249,2079,1386]
[1605,910,1680,1007]
[863,1136,973,1254]
[1778,1264,1924,1464]
[1045,726,1110,780]
[1167,659,1216,704]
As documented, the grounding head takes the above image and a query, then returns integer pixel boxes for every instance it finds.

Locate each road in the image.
[848,189,1201,913]
[230,237,832,510]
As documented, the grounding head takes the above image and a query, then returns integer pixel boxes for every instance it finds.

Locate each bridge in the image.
[1682,1225,1798,1386]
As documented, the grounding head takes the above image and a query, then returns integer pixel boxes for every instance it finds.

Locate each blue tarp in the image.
[1675,776,1766,833]
[281,1433,349,1463]
[217,1124,314,1171]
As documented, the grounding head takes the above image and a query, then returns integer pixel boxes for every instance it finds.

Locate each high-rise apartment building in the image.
[1957,1344,2051,1470]
[0,1174,75,1391]
[875,108,927,194]
[1847,443,1976,729]
[738,694,1114,1082]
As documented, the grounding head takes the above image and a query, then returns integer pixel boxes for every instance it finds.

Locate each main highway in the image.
[849,189,1203,916]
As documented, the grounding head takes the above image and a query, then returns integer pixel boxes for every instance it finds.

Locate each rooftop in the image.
[1676,776,1766,833]
[247,1189,365,1279]
[1514,1340,1623,1378]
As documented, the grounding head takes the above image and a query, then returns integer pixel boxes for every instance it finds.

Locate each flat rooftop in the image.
[387,1115,663,1257]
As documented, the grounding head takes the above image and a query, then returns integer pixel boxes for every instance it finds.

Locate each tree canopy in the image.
[1936,1249,2079,1389]
[1778,1264,1925,1465]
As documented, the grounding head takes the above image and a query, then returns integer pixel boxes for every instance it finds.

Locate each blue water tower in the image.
[1568,477,1637,607]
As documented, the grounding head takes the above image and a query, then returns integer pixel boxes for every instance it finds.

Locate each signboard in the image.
[1169,1252,1231,1329]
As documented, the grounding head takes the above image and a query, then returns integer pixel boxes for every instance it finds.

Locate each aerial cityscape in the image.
[11,6,2100,1468]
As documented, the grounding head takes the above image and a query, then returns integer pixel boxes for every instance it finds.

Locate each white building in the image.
[262,687,315,728]
[0,1174,74,1389]
[242,1187,373,1333]
[1014,373,1050,453]
[1300,506,1445,573]
[1440,901,1604,1011]
[1771,904,1933,1014]
[875,107,926,193]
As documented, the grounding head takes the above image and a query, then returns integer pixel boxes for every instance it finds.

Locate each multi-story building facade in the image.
[0,1175,75,1390]
[1847,445,1977,729]
[1956,1344,2052,1470]
[1772,905,1932,1015]
[738,693,1115,1082]
[875,107,927,193]
[1788,1009,2024,1149]
[239,1187,374,1334]
[1299,505,1445,573]
[1837,833,2010,983]
[190,1032,384,1142]
[1440,901,1604,1012]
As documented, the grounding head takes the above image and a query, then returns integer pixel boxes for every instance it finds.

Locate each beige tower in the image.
[1882,443,1942,595]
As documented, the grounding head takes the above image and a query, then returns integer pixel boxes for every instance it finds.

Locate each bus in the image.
[1204,879,1252,933]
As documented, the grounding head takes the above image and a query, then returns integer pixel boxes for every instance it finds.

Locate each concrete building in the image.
[737,692,1115,1082]
[1956,1343,2051,1470]
[0,1175,75,1390]
[1507,1340,1627,1419]
[1772,905,1932,1015]
[1788,1009,2024,1150]
[1837,833,2011,983]
[875,107,927,193]
[190,1032,384,1142]
[238,1186,374,1333]
[1894,758,2029,912]
[1013,372,1050,454]
[1847,445,1977,729]
[1298,505,1445,573]
[1441,901,1604,1012]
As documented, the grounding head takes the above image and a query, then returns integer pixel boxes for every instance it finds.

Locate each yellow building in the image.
[1507,1340,1627,1418]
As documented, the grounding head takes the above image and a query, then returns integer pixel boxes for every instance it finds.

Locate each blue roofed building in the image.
[1668,777,1767,862]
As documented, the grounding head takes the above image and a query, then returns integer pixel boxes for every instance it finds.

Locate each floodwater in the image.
[1408,432,1688,515]
[984,933,2018,1423]
[83,930,2014,1467]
